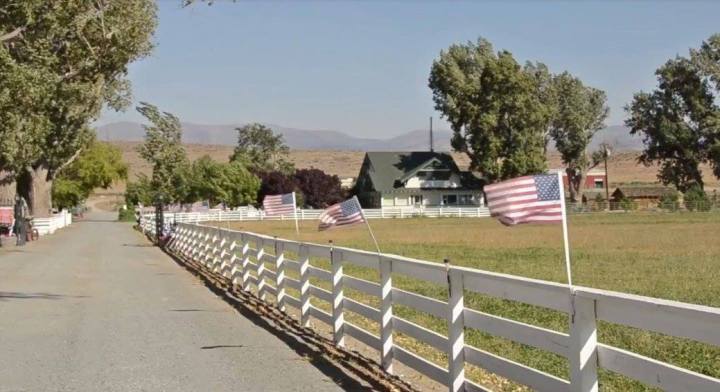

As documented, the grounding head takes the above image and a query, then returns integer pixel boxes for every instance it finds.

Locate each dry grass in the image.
[207,212,720,391]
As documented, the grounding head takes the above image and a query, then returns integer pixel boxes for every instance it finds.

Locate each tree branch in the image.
[0,26,25,42]
[54,148,84,176]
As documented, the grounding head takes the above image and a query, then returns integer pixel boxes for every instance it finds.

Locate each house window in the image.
[410,195,423,205]
[442,194,458,205]
[594,179,604,189]
[458,194,474,205]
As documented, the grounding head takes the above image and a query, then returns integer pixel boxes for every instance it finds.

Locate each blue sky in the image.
[98,0,720,138]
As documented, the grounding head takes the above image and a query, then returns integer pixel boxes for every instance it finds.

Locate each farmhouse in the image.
[611,185,676,207]
[550,168,608,192]
[354,151,484,208]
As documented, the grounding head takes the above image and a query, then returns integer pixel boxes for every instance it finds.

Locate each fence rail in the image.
[141,206,491,225]
[159,222,720,392]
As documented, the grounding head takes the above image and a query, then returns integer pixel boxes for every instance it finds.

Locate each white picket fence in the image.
[142,206,491,225]
[33,209,73,236]
[161,222,720,392]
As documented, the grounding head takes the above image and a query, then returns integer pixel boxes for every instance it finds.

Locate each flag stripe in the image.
[485,174,563,226]
[318,198,365,231]
[263,193,296,216]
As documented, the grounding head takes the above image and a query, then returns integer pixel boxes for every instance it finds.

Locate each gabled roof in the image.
[362,151,465,192]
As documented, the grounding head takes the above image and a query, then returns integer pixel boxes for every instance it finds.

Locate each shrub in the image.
[620,197,637,211]
[295,168,344,208]
[684,185,711,211]
[118,205,137,222]
[659,191,680,211]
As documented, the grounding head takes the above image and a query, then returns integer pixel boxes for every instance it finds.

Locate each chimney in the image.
[429,116,434,152]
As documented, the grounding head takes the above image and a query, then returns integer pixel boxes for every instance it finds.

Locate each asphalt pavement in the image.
[0,212,348,392]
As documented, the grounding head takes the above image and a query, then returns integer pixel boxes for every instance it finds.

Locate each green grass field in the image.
[209,212,720,391]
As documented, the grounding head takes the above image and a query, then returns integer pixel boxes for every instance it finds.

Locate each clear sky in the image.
[98,0,720,138]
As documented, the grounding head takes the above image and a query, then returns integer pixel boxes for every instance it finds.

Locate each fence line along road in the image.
[142,206,491,224]
[156,222,720,392]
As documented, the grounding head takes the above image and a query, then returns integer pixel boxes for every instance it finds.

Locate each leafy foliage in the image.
[230,123,294,174]
[0,1,157,213]
[429,38,553,181]
[125,174,154,207]
[295,168,344,208]
[255,170,298,206]
[626,34,720,192]
[684,185,712,212]
[187,156,260,207]
[659,191,680,211]
[52,141,128,209]
[549,72,609,201]
[136,102,189,203]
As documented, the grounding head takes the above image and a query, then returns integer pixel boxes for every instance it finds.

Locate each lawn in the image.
[207,212,720,391]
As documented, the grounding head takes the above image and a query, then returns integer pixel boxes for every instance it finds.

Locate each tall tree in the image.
[549,72,609,201]
[429,38,552,182]
[53,140,128,209]
[626,35,720,192]
[186,156,260,207]
[230,123,294,174]
[137,102,189,203]
[0,1,156,216]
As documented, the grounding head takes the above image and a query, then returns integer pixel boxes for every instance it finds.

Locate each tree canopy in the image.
[429,38,554,182]
[137,102,189,204]
[0,1,157,215]
[429,37,610,200]
[52,141,128,210]
[187,156,260,208]
[626,34,720,192]
[230,123,294,174]
[295,168,344,208]
[549,72,609,201]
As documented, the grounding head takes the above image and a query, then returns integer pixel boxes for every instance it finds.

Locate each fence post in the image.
[446,260,466,392]
[229,232,240,284]
[299,244,311,326]
[240,234,251,292]
[330,241,345,347]
[379,254,394,373]
[274,238,286,312]
[568,292,599,392]
[256,238,266,302]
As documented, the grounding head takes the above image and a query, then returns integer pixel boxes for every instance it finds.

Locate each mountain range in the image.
[95,122,642,151]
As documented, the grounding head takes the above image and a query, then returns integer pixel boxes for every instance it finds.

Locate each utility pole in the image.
[599,143,612,207]
[429,116,434,152]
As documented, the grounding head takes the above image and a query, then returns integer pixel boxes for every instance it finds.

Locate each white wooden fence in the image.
[34,209,73,236]
[161,222,720,392]
[142,206,491,225]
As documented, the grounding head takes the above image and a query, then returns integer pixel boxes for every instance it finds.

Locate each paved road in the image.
[0,213,346,392]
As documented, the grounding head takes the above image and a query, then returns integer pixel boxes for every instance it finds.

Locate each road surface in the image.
[0,212,349,392]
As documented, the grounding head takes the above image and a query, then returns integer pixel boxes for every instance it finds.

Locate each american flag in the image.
[263,193,296,216]
[485,174,564,226]
[318,197,365,231]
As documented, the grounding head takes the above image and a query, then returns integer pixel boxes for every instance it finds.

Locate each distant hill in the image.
[96,121,640,152]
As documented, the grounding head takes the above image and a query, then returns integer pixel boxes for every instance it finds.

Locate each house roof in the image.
[612,185,676,198]
[363,151,466,192]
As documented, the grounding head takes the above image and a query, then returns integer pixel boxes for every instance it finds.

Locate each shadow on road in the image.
[163,250,417,392]
[0,291,88,301]
[201,345,245,350]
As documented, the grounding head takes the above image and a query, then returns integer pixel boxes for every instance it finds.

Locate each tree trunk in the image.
[0,171,17,205]
[566,168,585,203]
[17,166,53,218]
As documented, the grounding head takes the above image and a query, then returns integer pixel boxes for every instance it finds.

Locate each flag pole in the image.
[292,192,300,237]
[556,171,573,287]
[354,196,381,254]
